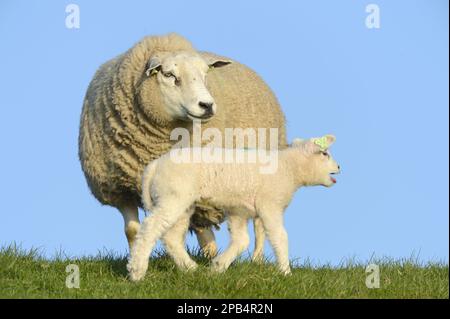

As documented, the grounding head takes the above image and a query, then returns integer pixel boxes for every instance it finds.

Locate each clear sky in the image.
[0,0,448,265]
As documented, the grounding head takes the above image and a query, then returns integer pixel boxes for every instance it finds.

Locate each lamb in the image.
[78,33,287,256]
[127,135,340,281]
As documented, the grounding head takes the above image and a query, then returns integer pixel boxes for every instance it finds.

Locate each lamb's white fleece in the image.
[127,135,340,281]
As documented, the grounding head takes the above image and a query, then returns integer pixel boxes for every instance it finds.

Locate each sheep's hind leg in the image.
[195,227,218,258]
[163,209,198,271]
[118,204,140,251]
[211,215,249,273]
[252,217,265,263]
[127,200,193,282]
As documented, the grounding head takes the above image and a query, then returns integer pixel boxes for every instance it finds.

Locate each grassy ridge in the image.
[0,245,448,299]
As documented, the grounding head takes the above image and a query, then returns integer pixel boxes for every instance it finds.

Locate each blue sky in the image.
[0,0,448,265]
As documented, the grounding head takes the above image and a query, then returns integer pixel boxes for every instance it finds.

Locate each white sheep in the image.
[127,135,340,281]
[78,33,287,257]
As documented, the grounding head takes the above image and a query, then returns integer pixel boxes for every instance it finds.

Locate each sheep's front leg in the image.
[118,204,140,251]
[252,217,265,262]
[163,210,198,271]
[257,209,291,275]
[195,227,218,258]
[211,215,249,273]
[127,200,193,282]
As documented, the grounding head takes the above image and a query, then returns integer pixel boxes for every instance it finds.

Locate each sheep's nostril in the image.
[199,102,213,111]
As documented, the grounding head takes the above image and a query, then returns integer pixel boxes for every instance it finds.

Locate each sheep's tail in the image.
[141,159,159,212]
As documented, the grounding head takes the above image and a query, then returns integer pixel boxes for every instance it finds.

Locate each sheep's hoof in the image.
[201,243,218,259]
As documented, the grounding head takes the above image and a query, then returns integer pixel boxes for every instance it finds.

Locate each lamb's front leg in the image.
[252,217,265,262]
[127,200,193,282]
[257,209,291,275]
[211,215,249,273]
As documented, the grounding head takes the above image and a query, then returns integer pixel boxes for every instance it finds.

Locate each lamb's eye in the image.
[321,151,329,157]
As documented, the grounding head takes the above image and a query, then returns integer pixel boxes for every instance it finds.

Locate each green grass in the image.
[0,244,448,299]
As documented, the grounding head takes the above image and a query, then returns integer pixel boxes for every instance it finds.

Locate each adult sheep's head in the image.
[142,51,231,123]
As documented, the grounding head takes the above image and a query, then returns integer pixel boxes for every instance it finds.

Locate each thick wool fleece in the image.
[78,33,286,229]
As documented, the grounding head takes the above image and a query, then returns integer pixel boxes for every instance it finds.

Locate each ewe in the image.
[127,135,340,281]
[78,33,287,256]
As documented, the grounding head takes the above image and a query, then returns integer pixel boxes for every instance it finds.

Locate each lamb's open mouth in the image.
[330,173,337,184]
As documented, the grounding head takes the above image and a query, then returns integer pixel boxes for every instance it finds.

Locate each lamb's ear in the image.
[311,134,336,151]
[324,134,336,146]
[291,138,305,147]
[145,57,161,76]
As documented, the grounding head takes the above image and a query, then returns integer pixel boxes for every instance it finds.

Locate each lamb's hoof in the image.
[280,268,292,276]
[127,261,148,282]
[210,266,226,274]
[180,261,198,272]
[251,253,264,264]
[210,259,228,274]
[128,270,146,282]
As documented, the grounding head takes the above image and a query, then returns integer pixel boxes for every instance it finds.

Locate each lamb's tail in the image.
[141,159,159,212]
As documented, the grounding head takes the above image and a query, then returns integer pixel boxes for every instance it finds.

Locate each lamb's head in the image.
[144,51,231,122]
[291,135,340,187]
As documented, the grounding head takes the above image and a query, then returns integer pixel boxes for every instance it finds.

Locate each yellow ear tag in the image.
[313,136,329,151]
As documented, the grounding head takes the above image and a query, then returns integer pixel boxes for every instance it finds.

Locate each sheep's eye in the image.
[163,72,174,78]
[321,151,329,157]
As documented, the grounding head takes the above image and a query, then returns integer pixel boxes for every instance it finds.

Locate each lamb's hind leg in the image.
[118,204,140,251]
[163,210,198,271]
[211,215,249,273]
[127,199,193,282]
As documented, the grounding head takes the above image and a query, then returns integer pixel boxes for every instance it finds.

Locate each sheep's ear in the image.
[312,134,336,151]
[209,60,232,69]
[291,138,305,147]
[145,57,161,76]
[206,57,232,69]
